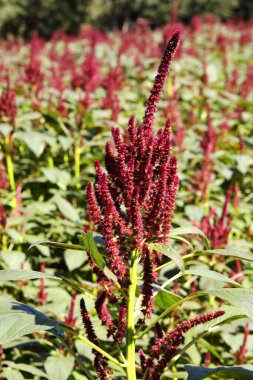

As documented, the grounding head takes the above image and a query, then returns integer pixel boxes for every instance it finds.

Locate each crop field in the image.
[0,18,253,380]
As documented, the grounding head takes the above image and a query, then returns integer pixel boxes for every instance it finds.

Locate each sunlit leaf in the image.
[170,226,209,248]
[148,242,184,271]
[0,269,60,282]
[155,290,182,310]
[54,196,80,222]
[199,248,253,262]
[0,297,61,344]
[44,356,74,380]
[185,364,253,380]
[210,288,253,320]
[78,232,105,270]
[184,269,242,287]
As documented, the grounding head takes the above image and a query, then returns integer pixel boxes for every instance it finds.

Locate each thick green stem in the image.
[48,156,54,168]
[6,148,16,210]
[74,144,81,189]
[126,250,138,380]
[78,335,126,368]
[136,292,207,339]
[6,151,15,192]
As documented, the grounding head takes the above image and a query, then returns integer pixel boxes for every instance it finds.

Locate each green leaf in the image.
[0,297,61,344]
[42,168,71,190]
[184,269,242,287]
[0,123,13,137]
[0,269,60,282]
[17,111,41,121]
[0,251,26,269]
[155,290,182,310]
[169,235,193,250]
[170,226,209,248]
[44,356,74,380]
[64,249,87,271]
[185,206,205,222]
[148,243,184,271]
[29,239,85,251]
[210,288,253,320]
[72,371,89,380]
[79,233,105,270]
[15,131,46,157]
[185,365,253,380]
[200,248,253,262]
[7,363,48,378]
[1,368,25,380]
[103,266,118,282]
[54,196,80,222]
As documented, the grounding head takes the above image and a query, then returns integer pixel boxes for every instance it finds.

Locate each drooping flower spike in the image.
[144,310,225,379]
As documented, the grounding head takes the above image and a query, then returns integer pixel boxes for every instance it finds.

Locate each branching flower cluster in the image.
[79,31,225,380]
[87,32,180,279]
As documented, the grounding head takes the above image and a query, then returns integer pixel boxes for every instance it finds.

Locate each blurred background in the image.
[0,0,253,39]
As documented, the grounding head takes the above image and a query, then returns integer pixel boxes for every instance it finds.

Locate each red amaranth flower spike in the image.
[80,298,109,380]
[86,33,180,321]
[37,262,47,305]
[0,77,17,125]
[139,349,147,373]
[141,247,155,319]
[0,203,7,228]
[235,321,250,364]
[196,186,233,249]
[142,31,180,136]
[0,162,9,190]
[146,310,225,379]
[113,306,127,343]
[80,298,100,348]
[95,291,114,327]
[64,293,77,327]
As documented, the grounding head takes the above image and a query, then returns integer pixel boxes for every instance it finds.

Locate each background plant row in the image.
[0,19,252,380]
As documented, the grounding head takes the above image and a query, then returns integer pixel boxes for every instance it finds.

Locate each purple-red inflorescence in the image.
[87,32,180,285]
[80,298,109,380]
[95,290,114,328]
[190,103,217,201]
[0,78,17,125]
[113,306,127,343]
[235,321,250,364]
[37,262,48,305]
[83,32,180,379]
[64,293,77,327]
[144,310,225,379]
[197,185,233,249]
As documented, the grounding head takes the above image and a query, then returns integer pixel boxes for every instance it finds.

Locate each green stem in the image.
[116,343,127,364]
[156,273,182,293]
[126,250,138,380]
[6,151,15,192]
[136,292,207,339]
[48,156,54,168]
[56,335,95,380]
[154,253,195,273]
[6,148,16,210]
[74,144,81,189]
[77,335,126,368]
[114,279,128,301]
[2,234,7,250]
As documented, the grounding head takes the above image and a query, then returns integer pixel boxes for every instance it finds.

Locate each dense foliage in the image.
[0,18,253,380]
